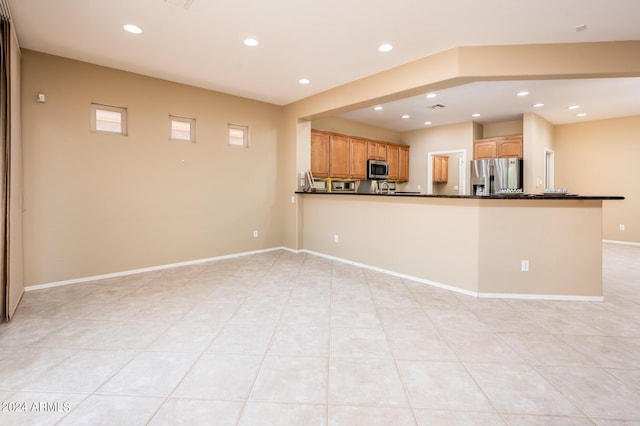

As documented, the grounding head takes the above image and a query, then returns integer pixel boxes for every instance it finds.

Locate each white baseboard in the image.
[24,247,288,292]
[301,249,479,298]
[26,245,606,302]
[603,239,640,247]
[477,292,604,302]
[300,249,604,302]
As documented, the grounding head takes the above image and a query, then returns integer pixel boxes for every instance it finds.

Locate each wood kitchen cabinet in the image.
[387,144,400,180]
[474,139,498,160]
[349,137,368,180]
[382,144,410,182]
[310,129,410,181]
[433,155,449,183]
[398,145,409,182]
[497,136,523,158]
[367,141,387,160]
[311,130,330,178]
[329,134,350,178]
[473,135,523,160]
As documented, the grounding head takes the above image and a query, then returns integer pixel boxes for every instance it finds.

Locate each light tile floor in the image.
[0,243,638,425]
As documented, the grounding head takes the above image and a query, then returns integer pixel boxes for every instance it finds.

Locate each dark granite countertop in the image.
[295,191,624,200]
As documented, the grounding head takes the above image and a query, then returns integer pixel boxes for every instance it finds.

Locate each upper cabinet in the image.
[311,130,330,178]
[329,134,350,178]
[387,145,400,180]
[367,141,387,160]
[398,146,410,182]
[433,155,449,183]
[311,129,409,181]
[386,144,410,182]
[474,139,497,160]
[474,135,523,160]
[497,136,523,158]
[349,137,368,180]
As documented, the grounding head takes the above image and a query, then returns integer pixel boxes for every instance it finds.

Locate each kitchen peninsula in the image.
[296,192,623,300]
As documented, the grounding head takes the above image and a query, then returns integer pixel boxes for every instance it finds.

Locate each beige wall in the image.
[299,194,604,298]
[523,113,555,194]
[300,194,481,292]
[483,119,523,138]
[554,115,640,243]
[478,200,602,297]
[400,121,474,193]
[22,50,284,286]
[310,117,401,144]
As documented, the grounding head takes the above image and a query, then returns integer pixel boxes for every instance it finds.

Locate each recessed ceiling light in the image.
[123,24,143,34]
[374,106,383,111]
[532,103,545,108]
[568,105,580,110]
[424,121,432,126]
[243,38,260,47]
[378,43,393,53]
[517,91,529,97]
[577,113,587,117]
[298,78,310,85]
[472,113,481,118]
[402,114,410,119]
[426,93,437,99]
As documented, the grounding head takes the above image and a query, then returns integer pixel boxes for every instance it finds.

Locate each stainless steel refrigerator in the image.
[470,158,523,196]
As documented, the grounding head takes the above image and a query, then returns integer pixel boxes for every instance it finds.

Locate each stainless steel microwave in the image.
[368,160,389,180]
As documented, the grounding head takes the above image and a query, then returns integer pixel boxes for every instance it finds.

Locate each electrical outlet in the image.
[291,195,295,204]
[334,234,339,243]
[253,230,259,238]
[521,260,529,272]
[619,224,625,231]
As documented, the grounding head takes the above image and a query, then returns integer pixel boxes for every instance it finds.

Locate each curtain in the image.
[0,8,11,321]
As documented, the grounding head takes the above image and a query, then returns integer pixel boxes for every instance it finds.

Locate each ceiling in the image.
[339,77,640,132]
[7,0,640,130]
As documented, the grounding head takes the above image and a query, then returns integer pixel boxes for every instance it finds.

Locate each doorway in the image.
[427,149,467,195]
[544,148,555,190]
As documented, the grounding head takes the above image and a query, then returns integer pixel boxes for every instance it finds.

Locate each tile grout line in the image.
[406,277,510,422]
[364,272,419,426]
[145,254,275,425]
[234,250,304,426]
[326,258,335,426]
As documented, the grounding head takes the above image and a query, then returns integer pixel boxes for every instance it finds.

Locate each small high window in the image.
[228,124,248,147]
[170,115,196,142]
[91,103,127,135]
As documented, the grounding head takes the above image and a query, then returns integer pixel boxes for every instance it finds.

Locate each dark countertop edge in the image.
[295,191,624,201]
